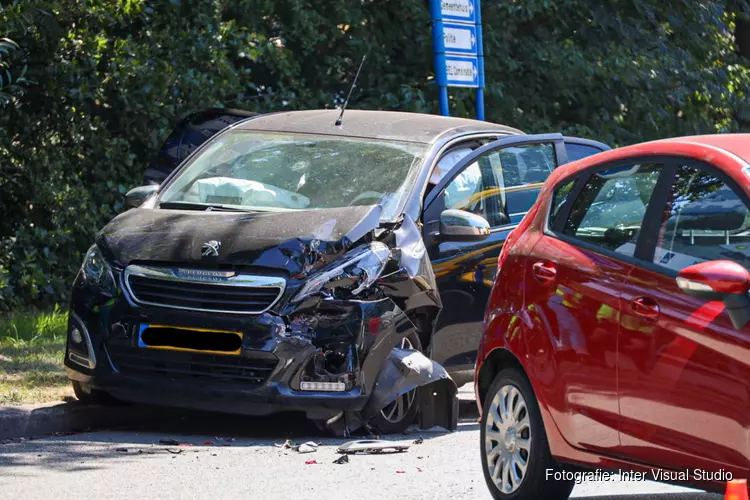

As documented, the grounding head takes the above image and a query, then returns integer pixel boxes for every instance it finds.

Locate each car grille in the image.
[123,265,285,314]
[108,346,278,385]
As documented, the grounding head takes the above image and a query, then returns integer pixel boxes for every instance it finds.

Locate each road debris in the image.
[115,448,128,453]
[304,460,318,465]
[165,448,182,455]
[337,440,410,455]
[276,440,319,453]
[276,439,294,449]
[396,470,406,474]
[333,455,349,465]
[412,437,424,445]
[296,442,318,453]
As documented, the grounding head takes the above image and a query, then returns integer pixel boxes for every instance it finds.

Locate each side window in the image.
[653,165,750,272]
[563,163,663,256]
[548,178,577,229]
[565,143,604,162]
[439,143,557,227]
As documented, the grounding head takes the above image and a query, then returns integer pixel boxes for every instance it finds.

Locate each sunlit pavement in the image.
[0,390,723,500]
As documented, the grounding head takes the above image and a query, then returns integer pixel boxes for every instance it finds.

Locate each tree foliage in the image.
[1,0,750,310]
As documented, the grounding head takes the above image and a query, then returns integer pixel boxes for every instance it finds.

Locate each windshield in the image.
[157,131,427,221]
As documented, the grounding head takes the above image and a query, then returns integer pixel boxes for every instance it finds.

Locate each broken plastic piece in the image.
[336,439,409,455]
[297,443,317,454]
[362,347,458,432]
[333,455,349,464]
[276,439,294,449]
[393,214,426,278]
[305,460,318,465]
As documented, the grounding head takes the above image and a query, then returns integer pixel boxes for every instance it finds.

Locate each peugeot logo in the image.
[201,240,221,258]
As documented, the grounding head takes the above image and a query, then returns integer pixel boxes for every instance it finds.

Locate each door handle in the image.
[631,296,660,320]
[532,261,557,284]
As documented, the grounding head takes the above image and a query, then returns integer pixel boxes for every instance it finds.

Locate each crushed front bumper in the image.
[65,276,457,431]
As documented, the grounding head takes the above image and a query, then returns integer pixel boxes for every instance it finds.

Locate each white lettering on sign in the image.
[441,0,474,20]
[444,26,476,51]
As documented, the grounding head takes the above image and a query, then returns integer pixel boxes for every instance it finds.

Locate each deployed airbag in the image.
[189,177,310,209]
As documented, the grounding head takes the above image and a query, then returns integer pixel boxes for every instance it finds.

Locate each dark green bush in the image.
[1,0,749,310]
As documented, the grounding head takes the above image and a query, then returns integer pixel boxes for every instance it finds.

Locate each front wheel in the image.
[367,332,422,435]
[480,368,574,500]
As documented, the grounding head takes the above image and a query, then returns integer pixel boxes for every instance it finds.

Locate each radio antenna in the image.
[335,54,366,127]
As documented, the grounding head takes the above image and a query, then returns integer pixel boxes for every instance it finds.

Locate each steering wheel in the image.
[350,191,384,206]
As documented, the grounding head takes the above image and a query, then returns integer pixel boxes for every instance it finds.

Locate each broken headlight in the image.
[81,244,116,292]
[293,242,390,302]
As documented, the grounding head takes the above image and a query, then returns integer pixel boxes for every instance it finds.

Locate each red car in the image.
[475,134,750,499]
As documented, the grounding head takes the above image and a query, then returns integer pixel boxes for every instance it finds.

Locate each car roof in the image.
[234,109,524,144]
[548,133,750,185]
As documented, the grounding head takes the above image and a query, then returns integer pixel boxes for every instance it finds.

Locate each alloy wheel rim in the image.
[380,337,417,423]
[485,384,532,494]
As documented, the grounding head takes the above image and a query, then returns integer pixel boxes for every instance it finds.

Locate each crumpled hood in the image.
[96,205,382,275]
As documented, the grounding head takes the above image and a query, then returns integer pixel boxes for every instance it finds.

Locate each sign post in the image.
[430,0,485,119]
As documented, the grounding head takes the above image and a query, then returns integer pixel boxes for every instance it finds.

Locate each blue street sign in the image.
[445,55,479,88]
[443,22,477,56]
[440,0,478,25]
[430,0,484,118]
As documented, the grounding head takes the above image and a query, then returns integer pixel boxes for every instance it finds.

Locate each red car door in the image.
[523,161,664,453]
[618,162,750,477]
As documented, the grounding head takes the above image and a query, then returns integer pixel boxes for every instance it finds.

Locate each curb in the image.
[0,395,479,441]
[0,401,160,440]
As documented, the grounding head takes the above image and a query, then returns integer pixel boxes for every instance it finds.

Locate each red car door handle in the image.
[532,261,557,284]
[631,297,660,320]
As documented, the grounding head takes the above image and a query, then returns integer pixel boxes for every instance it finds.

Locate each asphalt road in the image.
[0,401,724,500]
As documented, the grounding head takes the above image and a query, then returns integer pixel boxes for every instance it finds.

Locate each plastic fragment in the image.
[333,455,349,464]
[297,443,317,454]
[305,460,318,465]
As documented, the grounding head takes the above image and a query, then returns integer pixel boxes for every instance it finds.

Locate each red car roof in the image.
[549,133,750,187]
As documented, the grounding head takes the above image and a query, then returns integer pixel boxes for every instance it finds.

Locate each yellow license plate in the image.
[137,324,243,355]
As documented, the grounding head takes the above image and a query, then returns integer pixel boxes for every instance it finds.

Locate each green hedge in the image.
[1,0,749,310]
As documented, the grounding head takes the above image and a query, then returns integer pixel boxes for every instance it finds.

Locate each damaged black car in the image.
[65,110,609,434]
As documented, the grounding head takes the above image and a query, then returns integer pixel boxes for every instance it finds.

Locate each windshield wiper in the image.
[158,201,250,212]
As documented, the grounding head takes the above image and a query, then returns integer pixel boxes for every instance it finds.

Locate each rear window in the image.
[566,143,604,162]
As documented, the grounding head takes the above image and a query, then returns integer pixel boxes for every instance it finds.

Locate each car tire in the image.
[480,368,574,500]
[367,332,422,435]
[72,381,119,406]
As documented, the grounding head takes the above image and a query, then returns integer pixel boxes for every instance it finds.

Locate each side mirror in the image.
[677,260,750,329]
[125,185,159,209]
[438,209,490,242]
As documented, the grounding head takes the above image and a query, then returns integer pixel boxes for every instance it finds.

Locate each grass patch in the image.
[0,306,72,405]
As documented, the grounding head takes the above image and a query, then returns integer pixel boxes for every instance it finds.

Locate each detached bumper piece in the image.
[363,348,458,431]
